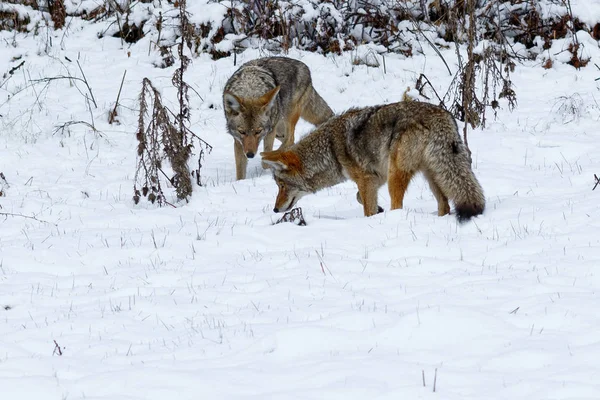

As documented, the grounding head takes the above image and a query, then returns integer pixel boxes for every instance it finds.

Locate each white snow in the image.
[1,6,600,400]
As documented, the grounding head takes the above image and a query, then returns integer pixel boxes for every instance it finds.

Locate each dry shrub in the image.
[80,5,107,21]
[202,0,411,57]
[441,0,517,156]
[113,21,145,43]
[2,0,38,7]
[134,0,211,206]
[48,0,65,30]
[0,10,31,33]
[567,43,589,69]
[134,78,184,206]
[133,77,209,205]
[351,50,381,68]
[592,23,600,40]
[551,93,584,124]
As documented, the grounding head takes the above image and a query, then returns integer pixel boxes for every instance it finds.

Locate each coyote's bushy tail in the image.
[302,87,334,125]
[426,139,485,223]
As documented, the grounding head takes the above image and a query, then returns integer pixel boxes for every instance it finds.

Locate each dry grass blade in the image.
[53,120,103,138]
[52,339,63,356]
[109,70,127,125]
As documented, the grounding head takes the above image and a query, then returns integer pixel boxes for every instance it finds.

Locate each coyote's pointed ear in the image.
[224,92,244,114]
[259,86,280,110]
[261,150,302,173]
[261,158,288,172]
[261,151,287,171]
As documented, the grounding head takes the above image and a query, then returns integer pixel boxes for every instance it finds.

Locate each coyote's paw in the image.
[356,191,384,214]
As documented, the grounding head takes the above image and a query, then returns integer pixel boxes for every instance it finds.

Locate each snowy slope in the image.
[1,9,600,400]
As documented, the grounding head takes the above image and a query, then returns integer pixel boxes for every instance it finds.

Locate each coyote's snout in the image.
[263,151,308,213]
[224,86,280,160]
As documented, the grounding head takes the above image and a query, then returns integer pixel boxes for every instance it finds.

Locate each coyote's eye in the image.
[237,129,246,136]
[254,128,263,136]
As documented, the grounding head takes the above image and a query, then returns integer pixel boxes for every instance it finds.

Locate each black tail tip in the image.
[455,203,484,224]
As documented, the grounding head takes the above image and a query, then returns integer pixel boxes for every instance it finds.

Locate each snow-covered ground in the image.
[1,8,600,400]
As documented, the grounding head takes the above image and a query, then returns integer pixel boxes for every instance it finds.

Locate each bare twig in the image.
[165,107,213,150]
[0,212,57,226]
[29,74,95,108]
[109,70,127,124]
[0,60,26,89]
[8,60,25,76]
[415,74,445,106]
[420,0,430,23]
[53,340,63,356]
[53,120,104,138]
[76,60,97,108]
[407,21,452,76]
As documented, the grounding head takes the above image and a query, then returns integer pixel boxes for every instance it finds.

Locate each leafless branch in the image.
[0,212,57,226]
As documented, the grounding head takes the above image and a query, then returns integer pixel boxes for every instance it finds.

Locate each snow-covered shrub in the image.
[1,1,598,68]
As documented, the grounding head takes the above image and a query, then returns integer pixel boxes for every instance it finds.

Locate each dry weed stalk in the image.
[441,0,516,158]
[134,0,211,206]
[170,0,194,199]
[108,70,126,125]
[133,78,177,206]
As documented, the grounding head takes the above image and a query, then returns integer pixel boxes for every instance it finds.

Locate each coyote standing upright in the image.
[261,101,485,223]
[223,57,334,180]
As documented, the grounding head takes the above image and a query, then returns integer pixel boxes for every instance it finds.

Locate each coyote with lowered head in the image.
[261,101,485,222]
[223,57,334,180]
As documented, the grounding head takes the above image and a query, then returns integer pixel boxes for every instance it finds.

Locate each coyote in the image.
[261,101,485,222]
[223,57,334,180]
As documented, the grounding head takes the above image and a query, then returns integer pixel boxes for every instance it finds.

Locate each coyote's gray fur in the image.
[223,57,333,180]
[261,101,485,222]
